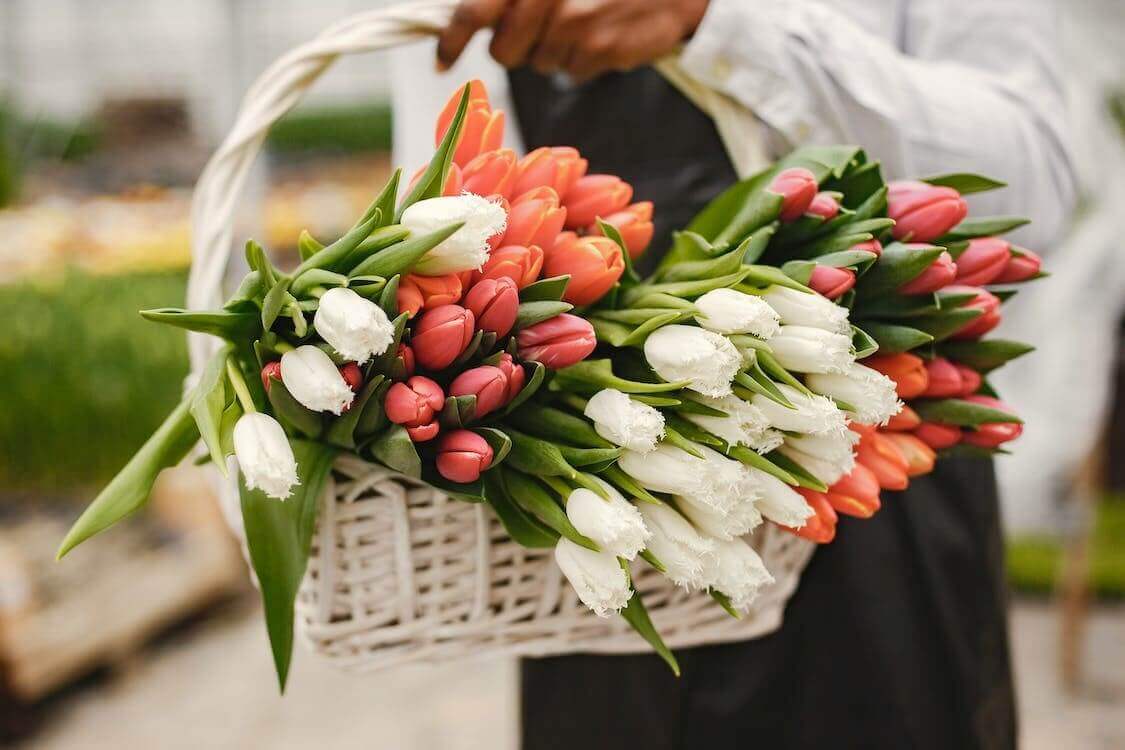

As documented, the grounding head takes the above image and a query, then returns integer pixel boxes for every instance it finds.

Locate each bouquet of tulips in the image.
[58,80,1041,685]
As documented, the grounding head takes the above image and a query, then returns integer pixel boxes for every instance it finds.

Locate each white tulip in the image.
[751,469,815,527]
[280,345,355,415]
[683,394,774,451]
[619,444,749,515]
[554,538,633,617]
[643,325,742,398]
[678,495,763,541]
[703,537,775,612]
[694,288,780,339]
[233,413,299,500]
[768,325,854,374]
[778,430,859,486]
[762,286,850,335]
[313,287,394,364]
[752,384,848,437]
[806,362,902,426]
[566,480,650,561]
[401,194,507,275]
[638,503,715,589]
[583,389,665,453]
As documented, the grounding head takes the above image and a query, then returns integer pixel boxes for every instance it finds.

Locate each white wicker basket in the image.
[189,0,816,672]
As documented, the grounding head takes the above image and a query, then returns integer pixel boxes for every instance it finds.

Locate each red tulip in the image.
[955,364,982,396]
[768,167,818,222]
[955,237,1010,286]
[807,265,855,299]
[260,361,282,392]
[504,187,567,249]
[393,343,415,379]
[339,363,363,392]
[807,191,840,219]
[563,174,633,228]
[461,148,518,199]
[884,404,921,432]
[946,285,1001,339]
[476,244,544,288]
[961,395,1023,448]
[881,433,935,477]
[450,365,510,419]
[922,357,964,398]
[545,232,625,305]
[994,249,1041,283]
[856,430,910,491]
[511,146,588,200]
[436,429,494,483]
[463,276,519,337]
[887,180,968,242]
[412,304,475,371]
[863,353,929,399]
[899,248,957,294]
[914,422,962,450]
[495,352,526,401]
[517,313,597,369]
[408,162,463,197]
[851,239,883,257]
[435,79,505,168]
[788,489,838,544]
[826,464,882,518]
[385,376,444,442]
[590,201,655,259]
[397,273,463,317]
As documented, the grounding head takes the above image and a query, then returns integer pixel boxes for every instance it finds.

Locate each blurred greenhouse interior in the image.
[0,1,1122,748]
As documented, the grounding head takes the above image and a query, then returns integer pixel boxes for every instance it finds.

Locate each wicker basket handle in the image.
[185,0,768,374]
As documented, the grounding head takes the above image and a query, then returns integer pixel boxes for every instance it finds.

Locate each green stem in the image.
[227,359,257,413]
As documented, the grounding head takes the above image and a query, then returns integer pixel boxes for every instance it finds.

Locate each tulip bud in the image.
[683,394,776,452]
[233,412,299,500]
[339,363,363,393]
[620,444,752,516]
[503,187,567,249]
[408,162,463,197]
[280,345,355,415]
[768,325,855,374]
[461,148,518,199]
[787,489,838,544]
[862,353,929,400]
[808,265,855,300]
[806,191,840,219]
[752,383,849,437]
[449,365,510,418]
[544,232,625,305]
[884,404,921,432]
[462,276,519,337]
[397,273,463,318]
[921,357,964,398]
[703,537,775,611]
[768,167,818,222]
[511,146,588,200]
[851,239,883,257]
[752,468,817,528]
[435,79,505,167]
[955,364,982,396]
[517,313,597,369]
[476,244,544,288]
[412,304,476,371]
[584,388,665,453]
[888,180,968,242]
[855,430,910,491]
[643,324,742,398]
[994,249,1041,283]
[881,432,936,476]
[694,288,780,339]
[762,286,850,336]
[401,195,508,276]
[435,429,494,482]
[961,395,1023,448]
[779,430,859,487]
[566,478,650,560]
[554,537,633,617]
[313,287,395,364]
[947,286,1001,339]
[562,174,633,228]
[677,492,763,542]
[955,237,1010,286]
[899,248,957,295]
[260,361,282,392]
[393,343,415,380]
[638,502,715,589]
[495,353,526,401]
[384,375,444,442]
[914,422,963,450]
[805,362,902,426]
[589,202,655,259]
[826,464,881,518]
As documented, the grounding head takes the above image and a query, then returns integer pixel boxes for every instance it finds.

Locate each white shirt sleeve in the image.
[680,0,1077,246]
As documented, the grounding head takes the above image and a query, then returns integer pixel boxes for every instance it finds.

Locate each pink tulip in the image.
[463,276,520,337]
[851,239,883,257]
[808,265,855,299]
[495,352,526,401]
[512,146,588,201]
[961,395,1022,448]
[504,187,567,249]
[436,429,494,483]
[260,361,282,392]
[385,376,444,442]
[888,180,968,242]
[450,365,510,418]
[955,364,982,396]
[544,232,625,305]
[914,422,962,450]
[768,167,818,222]
[589,201,655,260]
[517,313,597,369]
[954,237,1010,286]
[921,357,964,398]
[807,191,840,219]
[435,79,505,168]
[476,244,544,289]
[397,273,463,317]
[994,249,1042,283]
[946,285,1001,340]
[394,343,415,379]
[461,148,518,199]
[412,304,476,371]
[899,248,957,295]
[339,363,363,393]
[562,175,633,228]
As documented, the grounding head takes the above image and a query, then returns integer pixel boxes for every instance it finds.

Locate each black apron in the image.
[510,68,1017,750]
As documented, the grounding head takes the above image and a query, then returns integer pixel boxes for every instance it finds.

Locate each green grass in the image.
[1007,498,1125,599]
[0,269,188,496]
[266,101,392,155]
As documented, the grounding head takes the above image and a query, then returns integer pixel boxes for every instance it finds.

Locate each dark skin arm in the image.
[437,0,711,83]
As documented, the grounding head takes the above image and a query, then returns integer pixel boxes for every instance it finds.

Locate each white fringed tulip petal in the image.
[806,363,902,426]
[566,480,650,561]
[762,286,850,335]
[703,537,775,611]
[584,389,665,453]
[313,287,394,364]
[643,325,741,398]
[768,325,854,374]
[554,538,633,617]
[280,345,355,415]
[233,413,299,500]
[402,194,507,275]
[638,503,715,589]
[694,288,780,339]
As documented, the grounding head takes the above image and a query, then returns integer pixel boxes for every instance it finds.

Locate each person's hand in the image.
[437,0,710,82]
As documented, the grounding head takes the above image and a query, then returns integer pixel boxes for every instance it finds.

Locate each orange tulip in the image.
[884,404,921,432]
[461,148,518,199]
[562,174,633,228]
[397,273,463,317]
[862,353,929,400]
[786,489,838,544]
[476,244,544,288]
[589,201,654,260]
[511,146,588,200]
[463,276,519,337]
[435,79,505,168]
[881,433,935,477]
[826,464,882,518]
[947,286,1002,340]
[545,232,626,305]
[411,305,475,371]
[504,187,567,249]
[921,357,964,398]
[856,430,910,491]
[955,364,982,397]
[914,422,963,450]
